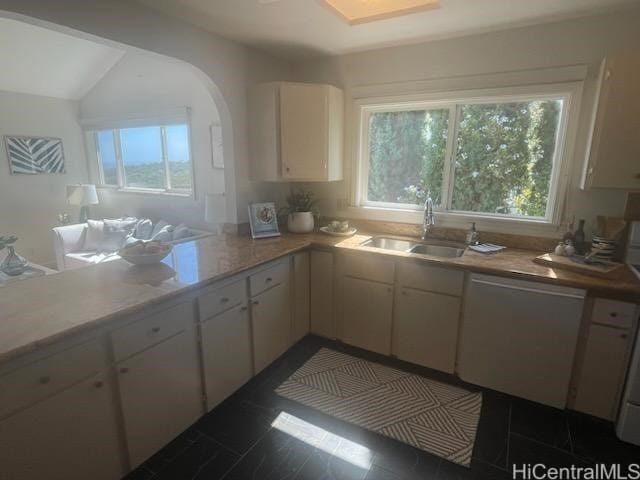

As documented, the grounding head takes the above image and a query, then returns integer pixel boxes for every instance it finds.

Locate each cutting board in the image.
[534,253,626,279]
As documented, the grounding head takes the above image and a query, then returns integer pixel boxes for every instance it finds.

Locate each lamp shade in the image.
[66,184,99,206]
[205,193,226,224]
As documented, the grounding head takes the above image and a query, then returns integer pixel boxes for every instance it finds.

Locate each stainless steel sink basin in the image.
[361,237,415,252]
[409,244,465,258]
[360,236,465,258]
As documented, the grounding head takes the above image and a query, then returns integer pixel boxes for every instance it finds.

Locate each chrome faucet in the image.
[422,192,435,240]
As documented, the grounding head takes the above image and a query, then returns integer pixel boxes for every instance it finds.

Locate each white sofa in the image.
[52,220,212,271]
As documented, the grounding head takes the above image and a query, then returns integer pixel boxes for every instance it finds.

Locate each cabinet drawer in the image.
[397,262,464,296]
[250,260,289,297]
[199,279,246,320]
[592,298,637,329]
[340,252,395,284]
[111,301,194,361]
[0,339,104,418]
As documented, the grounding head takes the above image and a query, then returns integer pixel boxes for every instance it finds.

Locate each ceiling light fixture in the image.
[322,0,439,25]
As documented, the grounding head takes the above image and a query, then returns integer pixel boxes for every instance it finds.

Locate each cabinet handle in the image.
[151,327,161,333]
[252,300,260,305]
[401,290,406,296]
[387,287,392,293]
[39,375,51,385]
[285,167,290,172]
[265,277,273,283]
[94,380,104,389]
[120,367,129,374]
[635,173,640,179]
[621,334,628,339]
[610,312,618,318]
[240,306,248,311]
[220,297,229,303]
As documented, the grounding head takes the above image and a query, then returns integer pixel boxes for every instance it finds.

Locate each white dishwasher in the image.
[459,273,586,408]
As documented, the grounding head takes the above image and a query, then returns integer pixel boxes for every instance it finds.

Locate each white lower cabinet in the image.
[252,281,291,373]
[292,252,310,342]
[117,328,203,468]
[392,288,461,373]
[201,304,253,410]
[340,276,394,355]
[0,372,123,480]
[310,250,335,338]
[574,322,635,420]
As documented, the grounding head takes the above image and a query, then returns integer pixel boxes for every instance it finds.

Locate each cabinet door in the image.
[0,373,123,480]
[252,282,291,373]
[340,276,393,355]
[292,252,310,342]
[392,288,461,373]
[574,324,634,420]
[586,50,640,189]
[310,250,335,338]
[118,329,203,468]
[280,83,328,180]
[201,305,253,410]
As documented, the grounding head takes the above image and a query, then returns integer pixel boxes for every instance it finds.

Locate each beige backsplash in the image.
[320,217,560,252]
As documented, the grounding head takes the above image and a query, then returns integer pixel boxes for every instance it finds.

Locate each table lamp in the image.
[66,184,99,223]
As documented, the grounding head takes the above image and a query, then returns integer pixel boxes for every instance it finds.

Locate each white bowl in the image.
[119,243,173,265]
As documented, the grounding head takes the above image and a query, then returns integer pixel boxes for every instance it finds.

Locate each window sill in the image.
[344,205,563,238]
[97,186,193,198]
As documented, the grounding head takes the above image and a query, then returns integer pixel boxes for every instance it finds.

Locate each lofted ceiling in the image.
[0,18,124,100]
[137,0,639,59]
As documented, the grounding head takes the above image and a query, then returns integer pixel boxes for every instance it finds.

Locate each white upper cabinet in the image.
[583,50,640,189]
[250,82,344,182]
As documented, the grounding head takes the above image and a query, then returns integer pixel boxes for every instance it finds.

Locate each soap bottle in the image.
[466,222,479,246]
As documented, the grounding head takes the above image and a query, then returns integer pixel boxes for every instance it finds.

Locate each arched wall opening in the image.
[0,10,239,264]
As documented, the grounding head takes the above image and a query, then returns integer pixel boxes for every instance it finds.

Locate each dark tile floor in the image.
[124,335,640,480]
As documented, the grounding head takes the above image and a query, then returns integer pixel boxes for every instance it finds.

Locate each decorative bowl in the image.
[119,241,173,265]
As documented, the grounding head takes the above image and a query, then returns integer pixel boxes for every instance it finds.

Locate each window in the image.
[357,87,574,224]
[95,124,193,194]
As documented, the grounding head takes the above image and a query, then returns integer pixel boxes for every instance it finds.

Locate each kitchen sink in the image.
[361,237,416,252]
[360,236,465,258]
[409,244,465,258]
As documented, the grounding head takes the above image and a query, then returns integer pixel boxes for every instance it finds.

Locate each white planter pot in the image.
[287,212,314,233]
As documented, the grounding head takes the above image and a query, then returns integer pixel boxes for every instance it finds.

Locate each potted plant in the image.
[280,188,319,234]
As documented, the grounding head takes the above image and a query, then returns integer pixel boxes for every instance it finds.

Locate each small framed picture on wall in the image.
[248,202,280,239]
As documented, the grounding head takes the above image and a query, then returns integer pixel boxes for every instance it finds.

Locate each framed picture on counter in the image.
[248,202,281,239]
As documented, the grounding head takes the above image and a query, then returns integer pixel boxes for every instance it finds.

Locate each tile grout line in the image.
[510,431,588,461]
[218,424,277,480]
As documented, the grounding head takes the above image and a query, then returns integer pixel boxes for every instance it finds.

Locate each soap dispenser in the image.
[466,222,479,246]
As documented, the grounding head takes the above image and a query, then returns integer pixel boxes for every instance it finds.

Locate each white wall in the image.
[291,7,640,238]
[0,91,88,264]
[79,52,225,228]
[0,0,292,226]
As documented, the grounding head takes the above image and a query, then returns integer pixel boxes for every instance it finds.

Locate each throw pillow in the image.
[172,223,191,241]
[151,224,174,243]
[83,220,104,251]
[98,218,138,253]
[151,220,168,238]
[135,219,153,240]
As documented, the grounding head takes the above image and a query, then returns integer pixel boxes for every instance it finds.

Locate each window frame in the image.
[353,83,581,227]
[94,122,194,197]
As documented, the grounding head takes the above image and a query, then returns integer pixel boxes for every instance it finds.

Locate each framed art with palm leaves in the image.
[4,135,66,175]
